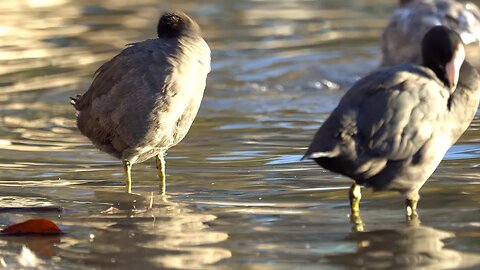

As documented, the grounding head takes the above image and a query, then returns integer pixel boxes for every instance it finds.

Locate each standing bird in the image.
[72,12,211,193]
[304,26,480,219]
[381,0,480,68]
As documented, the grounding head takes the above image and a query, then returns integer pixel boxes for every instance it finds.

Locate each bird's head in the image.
[157,11,201,38]
[421,26,466,90]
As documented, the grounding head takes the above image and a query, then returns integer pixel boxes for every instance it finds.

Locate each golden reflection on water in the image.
[330,224,480,269]
[0,0,480,269]
[80,191,231,269]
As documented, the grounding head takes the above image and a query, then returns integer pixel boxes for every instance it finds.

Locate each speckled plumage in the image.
[72,12,210,191]
[381,0,480,67]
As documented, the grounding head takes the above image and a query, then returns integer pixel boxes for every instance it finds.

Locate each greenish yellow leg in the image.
[406,196,419,219]
[349,183,363,231]
[123,160,132,193]
[349,183,362,214]
[156,154,166,195]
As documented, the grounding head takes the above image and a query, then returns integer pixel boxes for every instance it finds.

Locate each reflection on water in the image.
[0,0,480,268]
[0,190,230,269]
[330,224,480,269]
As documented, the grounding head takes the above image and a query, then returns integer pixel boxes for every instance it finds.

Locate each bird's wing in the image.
[346,65,450,161]
[307,65,450,162]
[73,40,160,111]
[112,38,211,148]
[73,39,180,153]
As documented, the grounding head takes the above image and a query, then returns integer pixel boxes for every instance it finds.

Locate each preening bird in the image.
[381,0,480,68]
[72,12,211,193]
[304,26,480,218]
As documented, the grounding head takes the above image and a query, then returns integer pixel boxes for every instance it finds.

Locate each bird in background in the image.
[304,26,480,223]
[381,0,480,68]
[72,12,211,193]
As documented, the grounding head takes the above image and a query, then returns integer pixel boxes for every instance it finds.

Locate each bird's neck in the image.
[423,61,450,88]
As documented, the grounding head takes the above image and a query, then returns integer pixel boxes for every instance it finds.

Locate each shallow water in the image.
[1,0,480,269]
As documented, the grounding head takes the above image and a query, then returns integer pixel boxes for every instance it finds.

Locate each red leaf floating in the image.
[1,219,63,235]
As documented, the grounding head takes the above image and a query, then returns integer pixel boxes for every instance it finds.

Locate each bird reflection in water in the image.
[59,190,232,269]
[330,221,480,269]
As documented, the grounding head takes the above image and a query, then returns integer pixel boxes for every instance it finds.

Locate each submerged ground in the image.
[0,0,480,269]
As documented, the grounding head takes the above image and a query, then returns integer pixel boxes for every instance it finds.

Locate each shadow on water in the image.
[0,0,480,268]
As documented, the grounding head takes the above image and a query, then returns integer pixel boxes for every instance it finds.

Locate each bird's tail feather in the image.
[301,151,337,161]
[70,95,82,107]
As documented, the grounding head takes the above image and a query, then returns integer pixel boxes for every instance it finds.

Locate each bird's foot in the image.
[405,197,419,220]
[350,210,364,232]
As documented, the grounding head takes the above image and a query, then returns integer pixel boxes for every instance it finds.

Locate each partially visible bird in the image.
[381,0,480,68]
[304,26,480,219]
[72,12,211,193]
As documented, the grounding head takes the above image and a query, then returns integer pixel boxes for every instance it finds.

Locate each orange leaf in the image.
[1,219,63,235]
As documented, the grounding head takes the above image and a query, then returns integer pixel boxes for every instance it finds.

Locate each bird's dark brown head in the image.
[157,12,201,38]
[421,26,465,89]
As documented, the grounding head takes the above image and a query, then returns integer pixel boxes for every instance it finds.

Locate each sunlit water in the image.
[1,0,480,269]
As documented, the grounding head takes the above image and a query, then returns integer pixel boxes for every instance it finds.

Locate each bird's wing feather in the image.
[74,40,158,111]
[307,64,450,162]
[348,65,449,160]
[113,38,211,148]
[74,39,178,152]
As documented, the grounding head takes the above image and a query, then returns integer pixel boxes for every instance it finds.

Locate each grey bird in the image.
[304,26,480,219]
[381,0,480,68]
[71,12,211,193]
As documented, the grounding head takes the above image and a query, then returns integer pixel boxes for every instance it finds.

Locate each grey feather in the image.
[73,13,211,165]
[305,62,480,197]
[381,0,480,67]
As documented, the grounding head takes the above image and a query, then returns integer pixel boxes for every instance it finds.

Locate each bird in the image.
[381,0,480,68]
[71,12,211,193]
[304,26,480,219]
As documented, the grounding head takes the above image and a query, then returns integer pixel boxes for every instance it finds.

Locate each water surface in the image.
[1,0,480,269]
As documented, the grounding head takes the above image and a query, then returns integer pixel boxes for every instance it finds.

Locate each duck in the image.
[71,12,211,193]
[304,26,480,218]
[381,0,480,68]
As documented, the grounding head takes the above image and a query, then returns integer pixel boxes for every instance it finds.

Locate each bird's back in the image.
[305,64,453,194]
[74,34,210,163]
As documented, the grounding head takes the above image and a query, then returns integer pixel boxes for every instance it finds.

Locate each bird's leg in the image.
[350,212,364,232]
[406,194,419,220]
[123,160,132,193]
[349,183,363,231]
[156,154,166,195]
[349,183,362,214]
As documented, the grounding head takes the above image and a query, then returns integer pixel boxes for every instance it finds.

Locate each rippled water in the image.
[1,0,480,269]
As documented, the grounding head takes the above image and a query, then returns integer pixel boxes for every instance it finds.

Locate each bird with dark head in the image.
[304,26,480,221]
[157,11,201,38]
[422,26,466,89]
[381,0,480,68]
[71,11,211,193]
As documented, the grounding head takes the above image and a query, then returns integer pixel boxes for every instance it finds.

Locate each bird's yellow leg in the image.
[123,160,132,193]
[406,195,419,220]
[156,154,166,195]
[349,183,364,231]
[349,183,362,214]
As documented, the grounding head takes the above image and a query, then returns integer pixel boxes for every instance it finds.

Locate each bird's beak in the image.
[446,43,466,90]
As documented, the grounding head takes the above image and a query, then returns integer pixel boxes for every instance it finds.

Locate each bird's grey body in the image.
[74,38,210,164]
[305,63,480,200]
[72,12,210,192]
[381,0,480,67]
